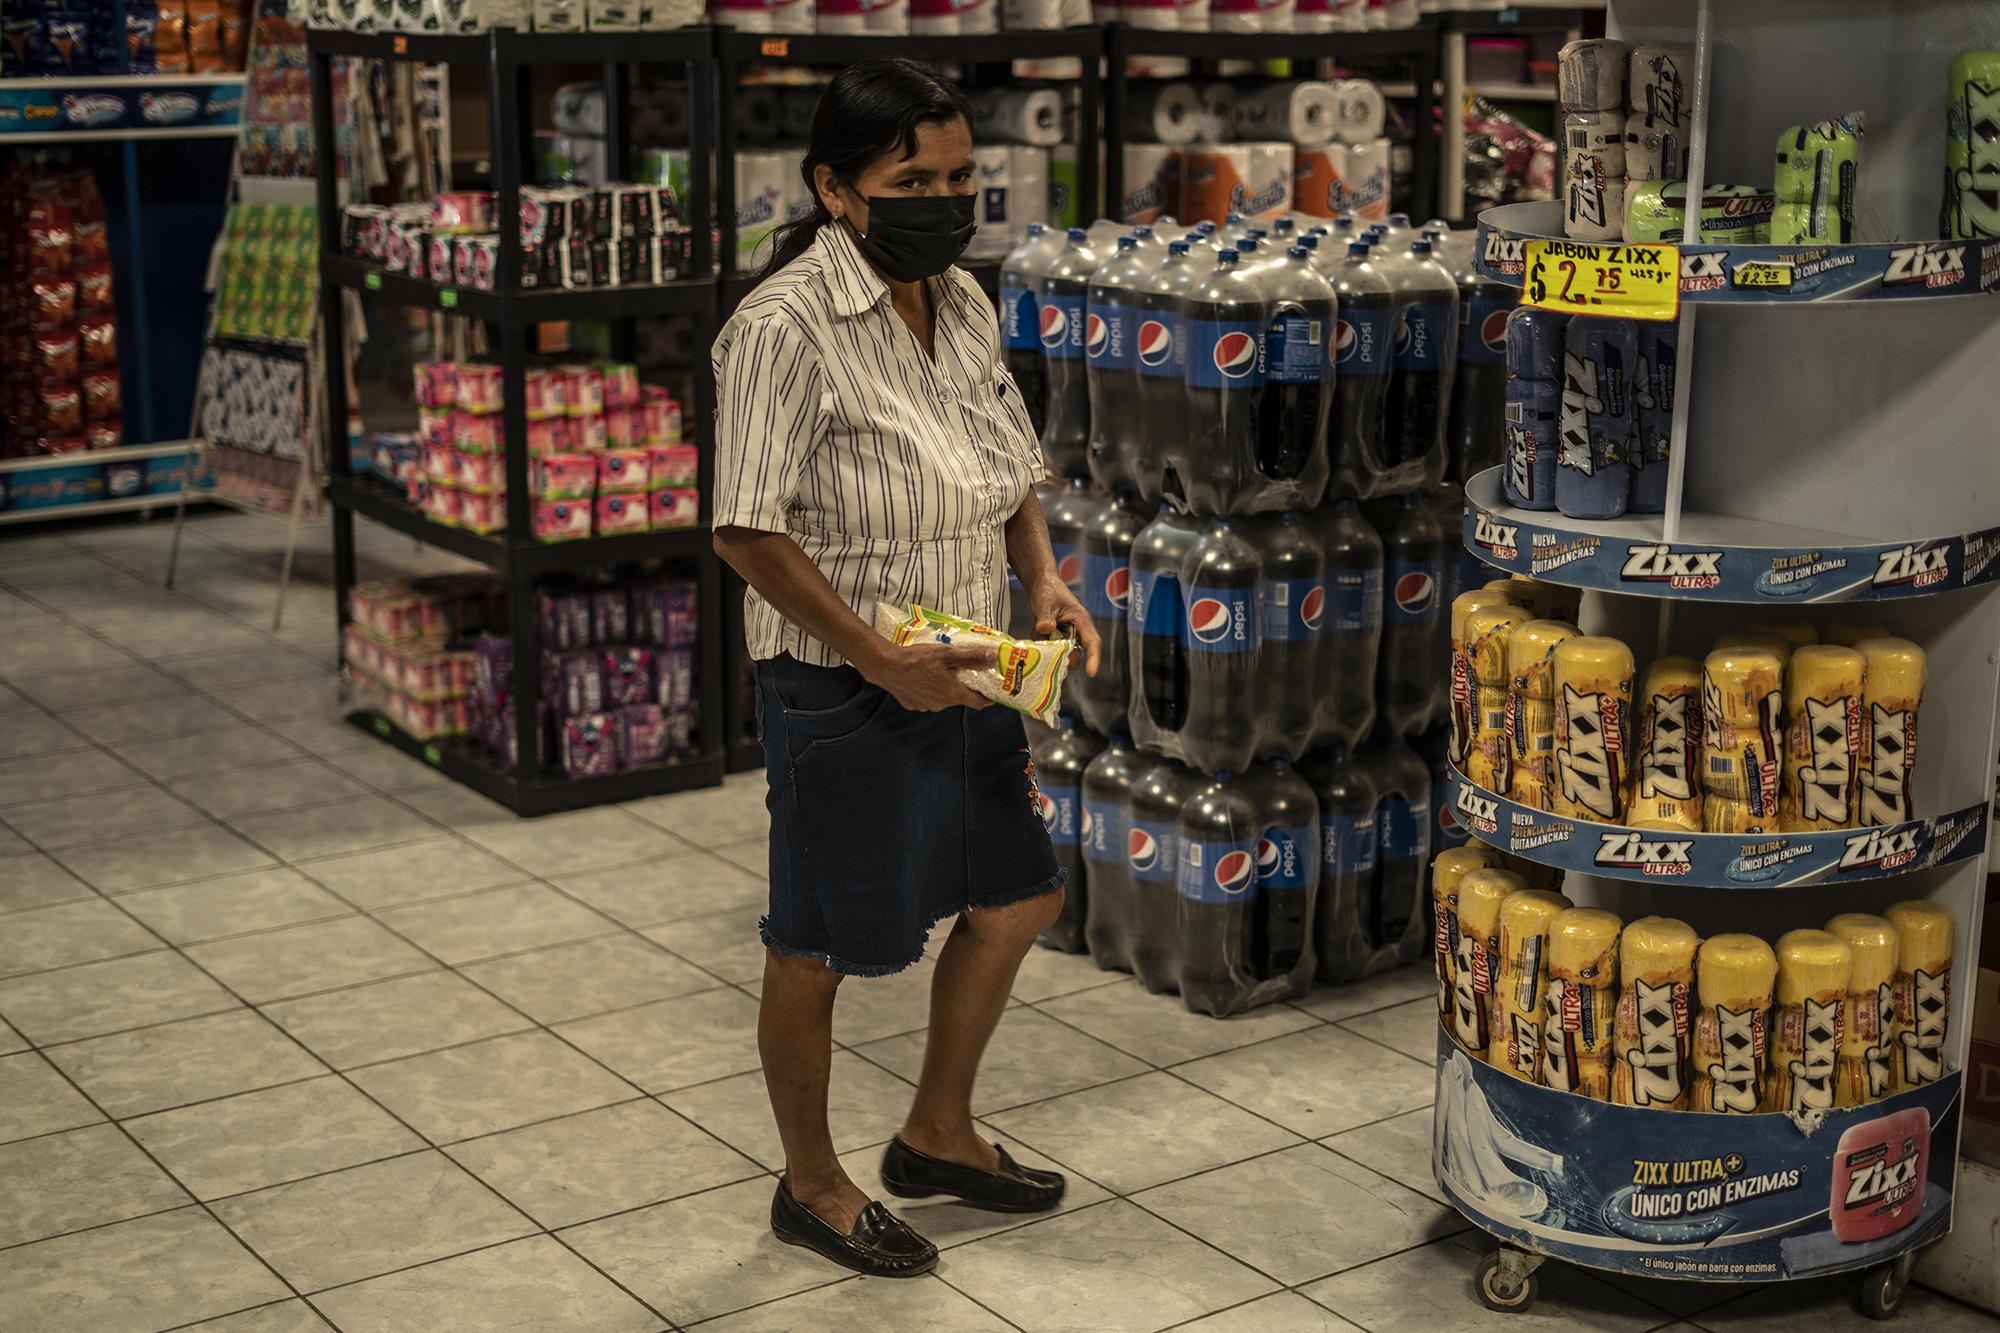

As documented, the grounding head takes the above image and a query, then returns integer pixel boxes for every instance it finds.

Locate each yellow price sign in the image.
[1523,239,1681,322]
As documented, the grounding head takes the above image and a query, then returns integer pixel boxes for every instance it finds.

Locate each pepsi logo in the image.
[1039,304,1068,348]
[1256,837,1281,877]
[1334,319,1359,364]
[1128,827,1160,872]
[1394,319,1413,355]
[1214,849,1255,895]
[1212,330,1258,379]
[1086,313,1109,358]
[1480,309,1510,353]
[1036,792,1058,833]
[1394,570,1436,616]
[1137,319,1173,367]
[1437,801,1462,837]
[1057,553,1083,588]
[1104,566,1131,612]
[1080,808,1095,841]
[1299,585,1324,632]
[1189,597,1234,644]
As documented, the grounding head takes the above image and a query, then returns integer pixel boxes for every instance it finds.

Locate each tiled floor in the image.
[0,511,1995,1332]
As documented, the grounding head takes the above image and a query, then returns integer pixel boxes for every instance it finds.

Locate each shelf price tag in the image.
[393,35,408,53]
[423,743,442,766]
[372,716,390,737]
[438,289,458,308]
[760,37,789,56]
[1523,240,1680,322]
[364,271,382,291]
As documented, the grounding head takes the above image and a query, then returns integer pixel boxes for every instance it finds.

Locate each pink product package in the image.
[596,494,648,534]
[655,647,694,711]
[526,416,573,456]
[604,407,640,449]
[455,364,504,413]
[647,444,697,488]
[524,368,566,420]
[561,713,619,778]
[421,439,455,481]
[418,408,453,450]
[616,704,668,767]
[573,413,609,452]
[598,449,649,493]
[460,491,507,534]
[428,235,455,283]
[600,363,640,411]
[414,362,457,410]
[602,646,655,707]
[649,487,699,530]
[558,650,607,717]
[407,472,431,506]
[424,486,463,527]
[531,453,596,499]
[533,499,593,543]
[454,410,502,454]
[633,578,698,648]
[455,451,505,492]
[563,365,605,417]
[638,399,674,446]
[593,588,631,644]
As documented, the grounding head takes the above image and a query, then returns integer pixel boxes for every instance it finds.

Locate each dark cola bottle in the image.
[1253,246,1334,508]
[1039,228,1100,479]
[1130,757,1201,994]
[1179,519,1264,777]
[1369,492,1444,737]
[1127,506,1202,756]
[1245,511,1323,762]
[1364,727,1434,966]
[1032,721,1105,953]
[1174,771,1262,1016]
[1301,743,1379,985]
[1000,223,1064,440]
[1308,498,1383,752]
[1072,494,1145,737]
[1243,759,1319,984]
[1081,732,1147,974]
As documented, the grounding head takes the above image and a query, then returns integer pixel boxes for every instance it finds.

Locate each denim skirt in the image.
[755,653,1064,976]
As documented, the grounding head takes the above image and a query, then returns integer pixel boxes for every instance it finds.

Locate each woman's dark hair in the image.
[754,58,973,283]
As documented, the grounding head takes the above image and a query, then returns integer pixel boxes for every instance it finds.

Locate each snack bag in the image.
[873,603,1074,727]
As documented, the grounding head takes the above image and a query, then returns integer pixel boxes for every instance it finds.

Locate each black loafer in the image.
[880,1137,1066,1214]
[769,1179,937,1278]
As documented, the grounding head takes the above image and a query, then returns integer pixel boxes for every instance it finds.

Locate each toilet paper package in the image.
[966,145,1049,258]
[645,0,702,22]
[817,0,907,28]
[1197,83,1235,143]
[709,0,813,31]
[1121,143,1180,222]
[736,86,783,143]
[1000,0,1060,26]
[1231,81,1339,148]
[910,0,997,32]
[735,149,801,269]
[1326,78,1385,144]
[1127,82,1203,145]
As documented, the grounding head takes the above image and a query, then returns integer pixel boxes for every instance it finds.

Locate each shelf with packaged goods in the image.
[0,490,207,525]
[1474,200,2000,303]
[1462,469,2000,604]
[0,73,246,142]
[0,441,203,474]
[1105,22,1433,61]
[714,27,1102,66]
[1442,764,1987,888]
[330,475,711,575]
[305,25,713,67]
[347,707,725,816]
[321,254,715,325]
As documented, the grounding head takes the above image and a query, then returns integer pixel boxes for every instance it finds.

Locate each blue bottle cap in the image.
[1411,239,1432,255]
[1237,238,1261,253]
[1297,235,1318,251]
[1218,248,1239,264]
[1289,245,1310,260]
[1132,225,1153,238]
[1026,222,1045,236]
[1196,220,1218,234]
[1390,212,1411,226]
[1068,227,1088,242]
[1348,241,1370,258]
[1168,241,1190,255]
[1119,235,1138,250]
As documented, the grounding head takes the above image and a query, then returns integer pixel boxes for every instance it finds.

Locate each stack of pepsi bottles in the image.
[1003,211,1515,1016]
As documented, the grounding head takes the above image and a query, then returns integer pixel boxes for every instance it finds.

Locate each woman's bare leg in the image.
[760,950,868,1231]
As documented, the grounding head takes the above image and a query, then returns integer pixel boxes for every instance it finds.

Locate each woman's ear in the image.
[813,164,844,220]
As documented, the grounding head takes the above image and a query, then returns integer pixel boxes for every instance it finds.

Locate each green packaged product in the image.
[1773,112,1863,243]
[1945,49,2000,239]
[1624,181,1775,243]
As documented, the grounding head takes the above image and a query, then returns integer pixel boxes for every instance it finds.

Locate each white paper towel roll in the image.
[1326,78,1385,144]
[1624,111,1688,182]
[1560,109,1622,156]
[736,85,783,142]
[736,149,796,267]
[970,87,1064,146]
[1342,136,1391,218]
[1197,83,1236,143]
[1558,38,1628,113]
[1009,145,1050,228]
[1126,82,1203,145]
[1294,0,1330,31]
[1628,41,1694,127]
[967,145,1018,258]
[817,0,904,29]
[1562,152,1624,240]
[1366,0,1414,27]
[959,0,997,33]
[1327,0,1362,28]
[1232,82,1338,147]
[1262,0,1294,30]
[1001,0,1059,27]
[1122,143,1179,222]
[551,83,606,135]
[1209,0,1258,32]
[1059,0,1089,24]
[1123,0,1177,26]
[1176,0,1206,27]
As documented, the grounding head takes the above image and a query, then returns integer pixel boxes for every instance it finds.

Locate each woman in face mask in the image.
[710,59,1101,1279]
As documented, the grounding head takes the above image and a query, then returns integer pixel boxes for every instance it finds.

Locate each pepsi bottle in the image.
[1086,236,1153,495]
[1362,728,1433,964]
[1073,494,1144,736]
[1180,518,1263,777]
[1246,511,1323,761]
[1032,722,1104,952]
[1081,732,1146,974]
[1309,498,1383,750]
[1175,772,1262,1016]
[1127,506,1202,755]
[1044,480,1098,718]
[1370,492,1444,736]
[1385,239,1457,487]
[1132,242,1202,504]
[1414,719,1468,854]
[1244,759,1320,984]
[1329,241,1395,499]
[1448,247,1512,484]
[1130,757,1200,994]
[999,223,1063,440]
[1176,248,1269,516]
[1256,246,1336,506]
[1302,742,1379,985]
[1039,228,1099,478]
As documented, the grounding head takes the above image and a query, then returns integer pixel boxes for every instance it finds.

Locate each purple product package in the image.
[537,586,593,651]
[616,704,669,767]
[634,577,698,648]
[655,648,694,712]
[561,713,619,778]
[472,633,512,706]
[668,708,694,754]
[559,651,606,717]
[602,646,656,707]
[592,587,631,644]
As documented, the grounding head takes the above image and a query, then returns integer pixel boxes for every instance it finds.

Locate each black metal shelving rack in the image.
[1102,22,1441,226]
[309,25,728,815]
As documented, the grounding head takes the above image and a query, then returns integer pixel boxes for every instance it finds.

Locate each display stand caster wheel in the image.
[1858,1251,1915,1321]
[1476,1246,1545,1314]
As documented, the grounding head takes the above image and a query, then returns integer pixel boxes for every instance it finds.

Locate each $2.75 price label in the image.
[1523,240,1681,322]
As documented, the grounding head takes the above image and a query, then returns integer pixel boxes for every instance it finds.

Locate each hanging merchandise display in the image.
[1436,1,1998,1318]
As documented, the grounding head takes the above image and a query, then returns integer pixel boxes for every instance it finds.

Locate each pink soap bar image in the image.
[1829,1106,1929,1243]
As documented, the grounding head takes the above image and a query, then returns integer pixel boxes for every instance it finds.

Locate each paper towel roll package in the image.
[776,86,820,139]
[965,145,1050,257]
[1175,0,1205,26]
[1197,83,1235,143]
[735,149,801,269]
[1326,78,1385,144]
[970,87,1065,146]
[1231,82,1338,148]
[1208,0,1260,31]
[735,85,783,142]
[1123,0,1178,27]
[1181,142,1292,223]
[1125,82,1203,145]
[1294,136,1390,219]
[910,0,997,31]
[710,0,814,30]
[1121,143,1180,222]
[817,0,907,28]
[1000,0,1059,26]
[551,84,607,136]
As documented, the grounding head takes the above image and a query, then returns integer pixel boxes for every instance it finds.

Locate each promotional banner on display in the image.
[0,81,243,136]
[1435,1033,1960,1280]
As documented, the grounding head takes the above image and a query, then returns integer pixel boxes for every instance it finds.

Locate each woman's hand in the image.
[1028,575,1101,678]
[858,641,994,713]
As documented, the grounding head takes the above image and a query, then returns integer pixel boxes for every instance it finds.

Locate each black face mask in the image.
[848,193,977,283]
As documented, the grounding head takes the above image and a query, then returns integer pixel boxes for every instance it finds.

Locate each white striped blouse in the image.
[711,220,1045,669]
